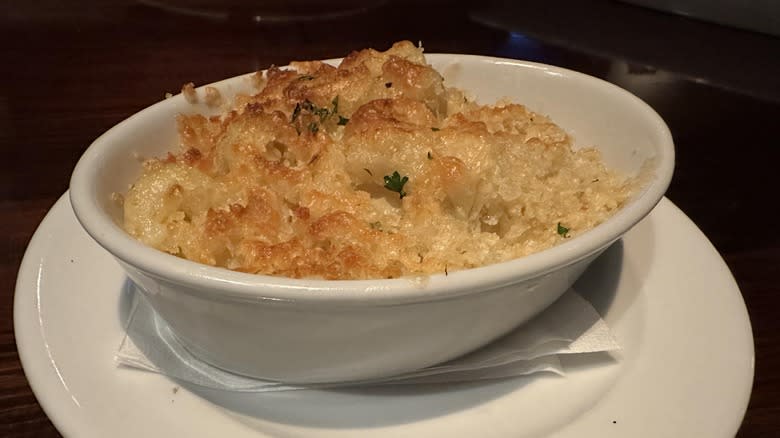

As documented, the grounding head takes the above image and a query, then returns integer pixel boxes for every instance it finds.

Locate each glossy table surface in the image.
[1,1,778,436]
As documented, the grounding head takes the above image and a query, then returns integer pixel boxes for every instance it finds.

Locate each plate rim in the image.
[14,194,755,437]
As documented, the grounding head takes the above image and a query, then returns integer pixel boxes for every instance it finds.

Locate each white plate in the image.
[15,194,753,437]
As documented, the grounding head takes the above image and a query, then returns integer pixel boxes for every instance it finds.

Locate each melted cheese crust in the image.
[123,41,634,279]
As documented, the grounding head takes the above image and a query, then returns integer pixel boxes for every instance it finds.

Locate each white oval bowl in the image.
[69,54,674,383]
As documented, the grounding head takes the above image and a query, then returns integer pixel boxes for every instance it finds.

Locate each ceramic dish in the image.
[68,54,674,382]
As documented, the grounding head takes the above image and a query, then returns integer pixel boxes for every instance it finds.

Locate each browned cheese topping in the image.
[123,41,634,280]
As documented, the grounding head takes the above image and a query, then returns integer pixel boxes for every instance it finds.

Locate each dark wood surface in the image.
[2,1,778,436]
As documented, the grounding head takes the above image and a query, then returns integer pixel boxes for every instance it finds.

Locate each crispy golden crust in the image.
[181,82,197,104]
[123,41,634,279]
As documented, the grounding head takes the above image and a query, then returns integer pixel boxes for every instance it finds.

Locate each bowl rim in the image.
[69,54,674,305]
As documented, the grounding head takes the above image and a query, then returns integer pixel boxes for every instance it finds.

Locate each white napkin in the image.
[116,289,619,392]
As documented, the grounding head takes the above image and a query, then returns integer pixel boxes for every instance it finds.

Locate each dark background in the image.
[2,0,778,436]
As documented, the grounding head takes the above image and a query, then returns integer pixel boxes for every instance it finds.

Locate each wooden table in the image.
[2,1,778,436]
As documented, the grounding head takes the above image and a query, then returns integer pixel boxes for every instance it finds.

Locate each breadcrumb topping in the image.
[123,41,635,280]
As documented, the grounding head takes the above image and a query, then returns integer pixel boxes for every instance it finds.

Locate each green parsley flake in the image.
[293,96,344,130]
[383,171,409,199]
[331,96,339,115]
[291,102,301,122]
[557,222,570,238]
